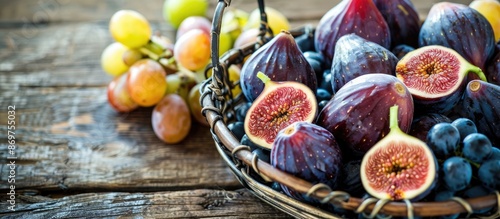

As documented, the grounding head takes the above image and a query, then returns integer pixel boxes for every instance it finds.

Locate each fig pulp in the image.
[244,72,317,149]
[418,2,496,73]
[361,105,438,201]
[372,0,421,49]
[331,34,398,93]
[314,0,390,67]
[458,80,500,147]
[239,30,317,102]
[271,121,342,202]
[316,74,414,157]
[395,45,487,115]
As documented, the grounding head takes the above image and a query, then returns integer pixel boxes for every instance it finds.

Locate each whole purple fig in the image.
[331,34,398,92]
[271,121,342,202]
[240,30,317,102]
[314,0,391,66]
[419,2,496,74]
[316,74,414,157]
[373,0,421,49]
[486,42,500,85]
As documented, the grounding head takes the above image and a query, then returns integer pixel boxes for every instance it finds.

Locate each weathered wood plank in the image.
[0,87,241,192]
[0,21,176,89]
[0,189,292,218]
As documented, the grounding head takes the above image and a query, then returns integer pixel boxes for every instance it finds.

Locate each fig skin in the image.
[331,34,398,93]
[418,2,496,74]
[360,105,438,201]
[239,30,317,102]
[372,0,421,49]
[316,74,414,157]
[395,45,487,115]
[485,42,500,86]
[271,121,342,202]
[458,80,500,147]
[314,0,391,67]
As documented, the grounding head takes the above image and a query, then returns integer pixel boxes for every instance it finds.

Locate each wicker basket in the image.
[200,0,500,218]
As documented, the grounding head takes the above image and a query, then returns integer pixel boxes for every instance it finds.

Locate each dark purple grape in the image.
[478,159,500,190]
[228,121,245,141]
[434,189,459,219]
[318,100,329,113]
[451,118,478,142]
[316,88,332,102]
[240,134,261,151]
[409,113,451,142]
[252,147,270,163]
[319,69,333,94]
[235,102,252,122]
[392,44,415,60]
[462,133,493,164]
[426,123,460,159]
[295,31,315,52]
[462,185,494,214]
[442,156,472,192]
[487,147,500,161]
[306,57,323,81]
[303,51,326,65]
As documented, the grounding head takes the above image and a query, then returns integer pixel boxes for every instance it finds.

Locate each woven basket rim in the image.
[200,0,500,218]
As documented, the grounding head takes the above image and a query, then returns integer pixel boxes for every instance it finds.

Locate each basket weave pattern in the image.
[200,0,500,218]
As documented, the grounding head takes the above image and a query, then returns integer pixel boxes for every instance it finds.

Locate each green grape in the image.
[110,10,151,49]
[122,48,143,66]
[244,7,290,35]
[101,42,130,77]
[174,29,211,71]
[107,73,139,112]
[165,71,198,101]
[187,83,209,126]
[126,59,168,107]
[152,94,192,144]
[163,0,208,29]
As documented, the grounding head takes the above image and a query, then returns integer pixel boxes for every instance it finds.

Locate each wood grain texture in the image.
[0,86,242,192]
[0,189,292,218]
[0,0,478,218]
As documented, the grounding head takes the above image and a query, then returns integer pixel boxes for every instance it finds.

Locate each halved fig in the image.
[361,105,438,201]
[244,72,317,149]
[395,45,487,115]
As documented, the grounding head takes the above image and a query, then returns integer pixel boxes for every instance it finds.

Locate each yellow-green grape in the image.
[109,10,152,49]
[163,0,208,29]
[101,42,130,77]
[122,48,143,66]
[221,8,249,42]
[244,7,290,36]
[219,32,233,57]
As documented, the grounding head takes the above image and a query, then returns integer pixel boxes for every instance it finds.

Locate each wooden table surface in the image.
[0,0,473,218]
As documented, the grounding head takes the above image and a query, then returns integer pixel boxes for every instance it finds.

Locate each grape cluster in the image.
[426,118,499,213]
[101,1,293,144]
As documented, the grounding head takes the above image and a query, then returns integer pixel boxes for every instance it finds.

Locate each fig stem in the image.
[389,105,401,132]
[465,63,487,82]
[257,71,271,84]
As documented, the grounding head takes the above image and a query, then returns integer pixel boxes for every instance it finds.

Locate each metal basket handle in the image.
[209,0,270,93]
